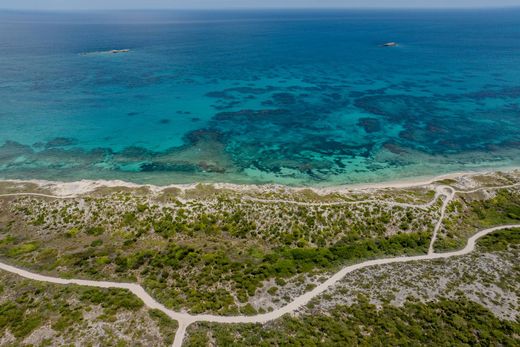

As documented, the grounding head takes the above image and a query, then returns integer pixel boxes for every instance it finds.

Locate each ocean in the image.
[0,9,519,186]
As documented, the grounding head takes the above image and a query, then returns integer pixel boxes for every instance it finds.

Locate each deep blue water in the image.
[0,9,519,185]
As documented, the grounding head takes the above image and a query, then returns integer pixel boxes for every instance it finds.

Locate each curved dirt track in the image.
[428,186,455,254]
[0,183,519,346]
[0,224,518,346]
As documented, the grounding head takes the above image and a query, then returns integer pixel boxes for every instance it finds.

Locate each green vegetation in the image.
[66,226,80,237]
[468,190,520,226]
[0,302,42,339]
[86,226,105,236]
[182,229,518,346]
[437,189,520,251]
[4,186,436,252]
[113,231,431,313]
[185,296,519,347]
[0,174,518,346]
[0,177,517,315]
[80,288,144,314]
[148,309,178,345]
[0,185,438,314]
[477,228,520,252]
[0,226,431,314]
[0,272,175,346]
[6,241,39,256]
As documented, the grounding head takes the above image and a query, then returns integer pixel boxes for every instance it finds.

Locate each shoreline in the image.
[1,170,519,346]
[1,167,519,196]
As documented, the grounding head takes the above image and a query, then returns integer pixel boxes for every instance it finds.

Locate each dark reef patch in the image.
[2,69,520,184]
[354,94,436,123]
[357,118,381,133]
[214,109,289,122]
[183,129,226,146]
[0,141,33,161]
[117,146,153,160]
[45,137,78,148]
[3,75,518,183]
[271,92,297,105]
[1,11,520,186]
[205,86,278,100]
[325,92,342,101]
[197,161,227,173]
[383,143,409,155]
[463,86,520,100]
[140,162,201,173]
[205,91,236,100]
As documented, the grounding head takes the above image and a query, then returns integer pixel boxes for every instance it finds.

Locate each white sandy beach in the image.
[1,167,518,197]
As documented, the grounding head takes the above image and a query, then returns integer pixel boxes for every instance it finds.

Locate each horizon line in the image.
[1,6,520,12]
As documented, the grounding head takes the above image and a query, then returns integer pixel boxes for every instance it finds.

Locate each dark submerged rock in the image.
[45,137,78,148]
[357,118,381,133]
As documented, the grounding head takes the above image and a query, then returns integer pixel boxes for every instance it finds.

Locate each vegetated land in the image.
[436,185,520,251]
[0,183,439,315]
[186,297,518,346]
[0,271,177,346]
[316,227,520,320]
[0,171,517,317]
[184,228,520,346]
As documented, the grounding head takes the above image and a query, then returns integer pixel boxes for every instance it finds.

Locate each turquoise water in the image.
[0,9,519,186]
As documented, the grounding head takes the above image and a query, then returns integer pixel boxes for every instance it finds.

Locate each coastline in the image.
[1,167,519,197]
[1,168,519,347]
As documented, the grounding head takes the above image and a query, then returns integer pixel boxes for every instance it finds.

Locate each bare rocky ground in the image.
[246,237,519,319]
[310,245,519,321]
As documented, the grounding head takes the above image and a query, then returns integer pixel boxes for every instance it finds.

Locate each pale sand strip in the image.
[1,167,518,197]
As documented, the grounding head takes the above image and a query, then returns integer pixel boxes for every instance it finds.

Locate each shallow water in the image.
[0,9,519,186]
